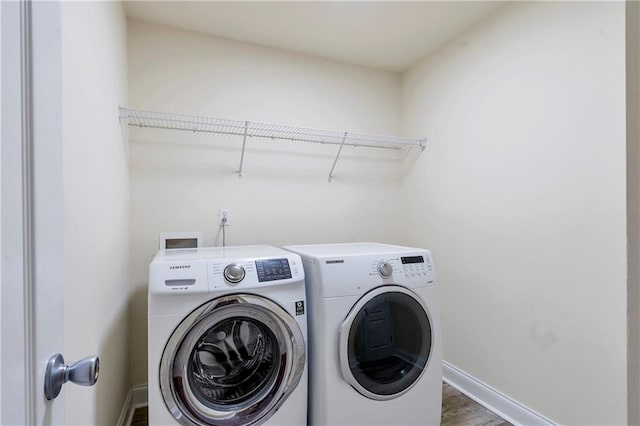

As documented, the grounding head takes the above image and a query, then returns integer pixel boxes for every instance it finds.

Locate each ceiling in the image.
[124,1,502,72]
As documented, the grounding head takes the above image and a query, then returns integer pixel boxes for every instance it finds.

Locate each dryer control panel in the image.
[401,255,433,278]
[367,254,433,279]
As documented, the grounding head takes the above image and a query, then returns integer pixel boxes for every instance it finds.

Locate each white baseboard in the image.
[443,361,556,426]
[117,383,148,426]
[131,384,149,409]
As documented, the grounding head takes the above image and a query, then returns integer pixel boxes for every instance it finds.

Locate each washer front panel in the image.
[338,285,433,401]
[160,294,306,426]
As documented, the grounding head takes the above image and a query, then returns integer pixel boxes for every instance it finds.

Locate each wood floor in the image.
[441,383,511,426]
[131,405,148,426]
[133,383,511,425]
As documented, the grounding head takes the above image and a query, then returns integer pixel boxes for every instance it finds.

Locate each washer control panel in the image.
[209,255,303,290]
[149,249,304,294]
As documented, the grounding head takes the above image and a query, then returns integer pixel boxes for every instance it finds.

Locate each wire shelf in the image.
[119,107,426,181]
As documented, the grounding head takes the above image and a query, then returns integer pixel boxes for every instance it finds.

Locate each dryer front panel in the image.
[338,285,433,401]
[160,294,305,426]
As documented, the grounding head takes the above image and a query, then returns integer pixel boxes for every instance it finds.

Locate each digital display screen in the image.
[165,238,198,249]
[256,258,292,282]
[401,256,425,264]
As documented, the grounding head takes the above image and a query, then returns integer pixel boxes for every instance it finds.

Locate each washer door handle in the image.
[44,353,100,400]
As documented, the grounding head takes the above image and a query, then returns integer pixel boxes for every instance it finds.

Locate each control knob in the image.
[224,263,245,284]
[377,261,393,278]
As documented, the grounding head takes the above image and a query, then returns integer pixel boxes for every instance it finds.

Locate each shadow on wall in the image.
[129,286,149,388]
[128,136,412,185]
[94,303,130,425]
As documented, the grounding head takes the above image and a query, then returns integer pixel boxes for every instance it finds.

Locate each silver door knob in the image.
[44,353,100,400]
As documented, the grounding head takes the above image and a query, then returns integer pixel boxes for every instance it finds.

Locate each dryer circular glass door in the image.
[160,294,306,426]
[338,285,432,401]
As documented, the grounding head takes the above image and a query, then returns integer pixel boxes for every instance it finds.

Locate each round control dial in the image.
[377,262,393,278]
[224,264,245,284]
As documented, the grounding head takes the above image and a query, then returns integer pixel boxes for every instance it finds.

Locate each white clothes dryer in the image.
[283,243,442,426]
[148,246,307,426]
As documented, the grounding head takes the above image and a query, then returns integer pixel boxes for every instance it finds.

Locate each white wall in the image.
[61,2,129,424]
[127,20,405,385]
[401,2,626,424]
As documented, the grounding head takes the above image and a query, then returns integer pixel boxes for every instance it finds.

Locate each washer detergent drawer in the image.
[149,259,208,294]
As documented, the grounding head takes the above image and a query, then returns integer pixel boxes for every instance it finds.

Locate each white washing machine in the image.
[283,242,442,426]
[148,245,308,426]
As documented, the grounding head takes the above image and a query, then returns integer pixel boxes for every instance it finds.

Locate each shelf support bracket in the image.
[328,132,348,182]
[238,121,248,178]
[118,106,130,120]
[117,107,131,158]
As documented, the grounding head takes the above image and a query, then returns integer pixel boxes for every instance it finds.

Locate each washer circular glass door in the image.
[338,285,432,400]
[160,294,306,426]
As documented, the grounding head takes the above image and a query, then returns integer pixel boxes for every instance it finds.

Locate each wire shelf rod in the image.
[120,107,424,149]
[128,123,404,151]
[119,107,427,180]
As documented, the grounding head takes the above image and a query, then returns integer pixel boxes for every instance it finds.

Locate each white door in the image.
[1,1,96,424]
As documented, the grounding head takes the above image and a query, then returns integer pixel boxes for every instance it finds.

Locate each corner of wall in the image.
[626,2,640,424]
